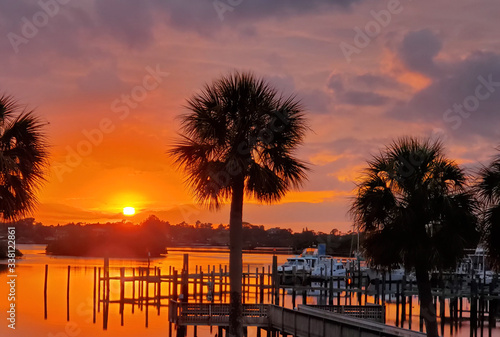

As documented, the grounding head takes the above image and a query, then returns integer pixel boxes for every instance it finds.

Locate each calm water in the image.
[1,244,498,337]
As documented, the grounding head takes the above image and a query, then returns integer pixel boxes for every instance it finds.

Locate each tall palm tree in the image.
[476,152,500,270]
[170,71,308,337]
[350,137,478,337]
[0,94,48,220]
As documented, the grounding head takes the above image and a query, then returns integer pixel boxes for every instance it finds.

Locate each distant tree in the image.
[141,215,170,231]
[0,95,48,220]
[170,71,308,337]
[330,228,339,236]
[141,215,170,249]
[292,229,316,251]
[476,152,500,270]
[350,137,478,337]
[264,227,293,247]
[45,221,168,257]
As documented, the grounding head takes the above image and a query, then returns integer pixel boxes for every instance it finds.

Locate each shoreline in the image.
[168,246,294,255]
[5,243,295,258]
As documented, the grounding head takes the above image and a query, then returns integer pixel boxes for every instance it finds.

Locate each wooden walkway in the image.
[169,302,424,337]
[269,305,425,337]
[43,254,499,335]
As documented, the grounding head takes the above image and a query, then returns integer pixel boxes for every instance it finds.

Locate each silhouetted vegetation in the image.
[0,215,362,258]
[45,222,168,258]
[351,137,478,337]
[0,95,49,220]
[169,71,309,337]
[477,151,500,271]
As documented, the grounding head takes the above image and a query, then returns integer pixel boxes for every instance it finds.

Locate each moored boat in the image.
[277,245,324,285]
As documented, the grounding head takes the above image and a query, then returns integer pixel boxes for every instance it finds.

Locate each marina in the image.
[53,252,500,337]
[2,244,500,337]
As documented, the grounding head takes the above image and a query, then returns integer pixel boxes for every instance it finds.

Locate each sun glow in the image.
[123,207,135,216]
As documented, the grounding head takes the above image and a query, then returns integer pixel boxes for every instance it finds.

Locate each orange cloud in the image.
[397,71,432,91]
[278,190,350,204]
[380,49,432,92]
[331,164,367,184]
[309,152,344,166]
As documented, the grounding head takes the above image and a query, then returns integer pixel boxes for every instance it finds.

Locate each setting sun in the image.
[123,207,135,216]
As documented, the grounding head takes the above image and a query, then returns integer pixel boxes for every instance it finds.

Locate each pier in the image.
[169,303,422,337]
[42,254,500,337]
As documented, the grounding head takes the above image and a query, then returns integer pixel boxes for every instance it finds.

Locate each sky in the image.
[1,0,500,233]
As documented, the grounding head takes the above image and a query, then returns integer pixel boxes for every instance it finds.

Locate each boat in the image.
[299,247,321,269]
[277,245,325,285]
[365,266,409,293]
[310,256,346,279]
[308,256,347,295]
[277,257,312,285]
[456,246,496,285]
[277,257,312,273]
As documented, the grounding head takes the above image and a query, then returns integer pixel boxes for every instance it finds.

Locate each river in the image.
[0,244,498,337]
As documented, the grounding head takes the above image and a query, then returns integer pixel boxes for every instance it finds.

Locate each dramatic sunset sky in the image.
[1,0,500,232]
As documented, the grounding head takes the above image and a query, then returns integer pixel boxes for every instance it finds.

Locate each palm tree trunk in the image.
[228,178,244,337]
[415,265,438,337]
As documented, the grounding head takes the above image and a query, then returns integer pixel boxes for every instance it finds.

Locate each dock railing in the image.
[306,304,385,323]
[269,305,426,337]
[169,300,269,326]
[170,301,425,337]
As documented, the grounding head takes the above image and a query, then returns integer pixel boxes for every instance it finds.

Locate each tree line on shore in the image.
[0,216,361,258]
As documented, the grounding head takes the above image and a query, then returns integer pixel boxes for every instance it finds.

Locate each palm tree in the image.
[170,71,308,337]
[0,94,48,220]
[350,137,478,337]
[476,151,500,270]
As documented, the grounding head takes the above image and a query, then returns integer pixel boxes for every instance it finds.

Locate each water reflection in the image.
[1,244,499,337]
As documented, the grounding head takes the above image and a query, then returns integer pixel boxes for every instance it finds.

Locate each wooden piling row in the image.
[41,255,500,337]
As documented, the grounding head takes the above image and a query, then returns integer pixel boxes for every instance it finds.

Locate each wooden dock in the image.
[269,305,425,337]
[169,302,423,337]
[42,254,500,336]
[169,301,269,327]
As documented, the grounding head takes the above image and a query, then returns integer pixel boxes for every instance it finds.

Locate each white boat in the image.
[308,256,347,295]
[277,257,312,273]
[456,246,496,285]
[277,257,312,285]
[368,267,405,281]
[366,266,408,293]
[277,246,324,285]
[277,246,322,273]
[311,256,346,278]
[299,247,321,269]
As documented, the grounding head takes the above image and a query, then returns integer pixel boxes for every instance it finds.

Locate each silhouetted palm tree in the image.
[477,152,500,270]
[350,137,478,337]
[170,71,308,337]
[0,95,48,219]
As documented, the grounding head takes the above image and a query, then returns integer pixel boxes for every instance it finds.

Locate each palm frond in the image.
[0,96,48,220]
[351,137,478,270]
[169,71,309,208]
[476,156,500,204]
[0,94,20,122]
[482,205,500,270]
[476,151,500,270]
